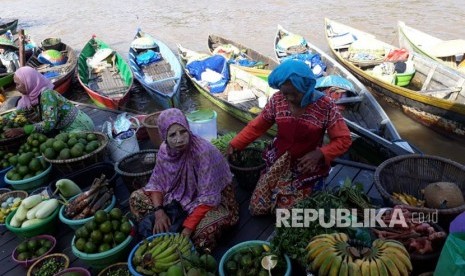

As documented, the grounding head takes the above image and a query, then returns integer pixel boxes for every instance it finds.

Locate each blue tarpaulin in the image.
[186,55,230,93]
[315,75,355,92]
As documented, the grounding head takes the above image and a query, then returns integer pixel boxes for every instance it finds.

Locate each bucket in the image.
[186,109,217,141]
[142,111,162,148]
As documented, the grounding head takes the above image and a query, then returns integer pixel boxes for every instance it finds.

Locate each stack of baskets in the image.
[114,149,157,192]
[374,154,465,227]
[42,132,108,175]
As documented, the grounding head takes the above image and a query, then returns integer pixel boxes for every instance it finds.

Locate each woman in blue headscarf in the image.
[227,59,352,215]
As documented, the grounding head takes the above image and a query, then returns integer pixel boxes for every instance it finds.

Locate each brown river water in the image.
[3,0,465,163]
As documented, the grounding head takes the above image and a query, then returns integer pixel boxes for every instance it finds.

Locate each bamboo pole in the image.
[18,29,25,66]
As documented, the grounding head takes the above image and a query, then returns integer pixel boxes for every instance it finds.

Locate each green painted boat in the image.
[177,44,278,136]
[77,36,133,109]
[207,34,278,81]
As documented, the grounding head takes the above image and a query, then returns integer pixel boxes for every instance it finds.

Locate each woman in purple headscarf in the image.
[129,108,239,250]
[4,66,94,138]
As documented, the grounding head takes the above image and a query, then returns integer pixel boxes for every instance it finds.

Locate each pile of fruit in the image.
[5,152,49,181]
[42,132,102,160]
[131,233,194,275]
[0,150,15,170]
[392,192,425,207]
[223,244,287,276]
[0,111,28,139]
[9,195,59,228]
[73,207,132,254]
[0,194,22,223]
[306,233,412,276]
[15,236,54,261]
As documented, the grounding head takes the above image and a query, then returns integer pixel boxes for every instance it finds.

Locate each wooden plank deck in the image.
[0,104,383,275]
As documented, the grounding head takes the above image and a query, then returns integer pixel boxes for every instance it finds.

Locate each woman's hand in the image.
[4,128,25,138]
[153,210,171,234]
[181,227,193,237]
[297,149,324,175]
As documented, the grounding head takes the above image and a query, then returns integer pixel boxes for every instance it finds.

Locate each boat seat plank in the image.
[421,64,438,91]
[335,96,363,104]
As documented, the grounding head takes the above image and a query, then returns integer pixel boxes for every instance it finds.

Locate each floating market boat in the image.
[324,18,465,138]
[77,35,133,109]
[128,29,182,109]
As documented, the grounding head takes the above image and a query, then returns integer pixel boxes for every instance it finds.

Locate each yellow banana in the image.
[369,259,378,276]
[333,232,349,242]
[379,240,410,259]
[318,253,336,276]
[327,255,342,276]
[306,235,336,250]
[375,257,389,276]
[311,248,337,272]
[338,260,349,276]
[360,258,370,276]
[384,253,409,276]
[307,241,334,261]
[379,256,401,276]
[348,261,361,276]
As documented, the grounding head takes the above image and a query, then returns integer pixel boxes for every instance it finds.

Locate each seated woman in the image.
[129,108,239,250]
[4,66,94,138]
[227,59,352,216]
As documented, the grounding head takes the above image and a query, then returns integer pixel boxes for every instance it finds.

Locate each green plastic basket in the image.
[71,220,134,269]
[219,240,292,276]
[5,207,59,239]
[5,163,52,192]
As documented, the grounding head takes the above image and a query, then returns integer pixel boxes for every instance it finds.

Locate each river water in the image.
[2,0,465,163]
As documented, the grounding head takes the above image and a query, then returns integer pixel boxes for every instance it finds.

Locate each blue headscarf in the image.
[268,59,324,107]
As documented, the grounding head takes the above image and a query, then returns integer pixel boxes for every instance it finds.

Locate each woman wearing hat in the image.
[227,59,352,215]
[4,66,94,138]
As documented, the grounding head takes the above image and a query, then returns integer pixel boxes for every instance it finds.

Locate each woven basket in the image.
[0,133,27,153]
[114,149,157,192]
[228,148,265,192]
[374,154,465,215]
[0,190,28,205]
[42,132,108,175]
[27,253,70,276]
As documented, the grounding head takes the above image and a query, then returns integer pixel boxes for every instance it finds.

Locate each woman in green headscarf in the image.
[227,59,352,215]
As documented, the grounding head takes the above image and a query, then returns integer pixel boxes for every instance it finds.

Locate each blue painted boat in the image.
[128,29,182,109]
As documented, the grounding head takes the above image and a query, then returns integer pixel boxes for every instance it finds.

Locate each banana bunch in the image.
[392,192,425,207]
[13,113,28,126]
[132,233,193,275]
[306,233,412,276]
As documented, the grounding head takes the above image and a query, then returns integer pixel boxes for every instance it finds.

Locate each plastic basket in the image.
[27,253,70,276]
[218,240,292,276]
[42,132,108,175]
[59,194,116,230]
[12,234,57,268]
[127,232,196,276]
[114,149,157,193]
[98,262,129,276]
[0,165,12,188]
[228,148,265,192]
[71,220,134,269]
[141,111,162,148]
[6,206,60,238]
[5,163,52,192]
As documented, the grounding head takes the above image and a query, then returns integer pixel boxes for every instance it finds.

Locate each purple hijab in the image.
[16,66,54,109]
[144,108,232,213]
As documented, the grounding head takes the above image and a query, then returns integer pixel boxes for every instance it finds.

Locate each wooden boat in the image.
[273,25,415,161]
[128,29,182,109]
[177,44,279,136]
[26,39,77,94]
[398,21,465,74]
[0,19,18,35]
[324,18,465,138]
[77,36,133,109]
[207,34,278,80]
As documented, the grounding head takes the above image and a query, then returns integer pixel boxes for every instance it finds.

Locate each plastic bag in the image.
[434,232,465,275]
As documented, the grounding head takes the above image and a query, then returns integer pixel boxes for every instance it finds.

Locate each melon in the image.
[423,182,465,209]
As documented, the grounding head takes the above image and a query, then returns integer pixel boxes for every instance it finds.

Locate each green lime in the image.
[114,231,126,244]
[99,221,112,234]
[98,243,111,253]
[84,241,96,253]
[94,210,108,224]
[75,238,86,252]
[109,208,122,220]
